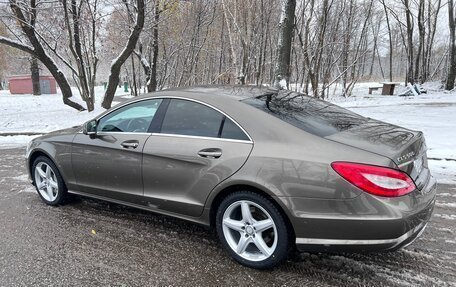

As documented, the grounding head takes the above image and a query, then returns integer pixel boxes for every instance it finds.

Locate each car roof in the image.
[149,85,278,101]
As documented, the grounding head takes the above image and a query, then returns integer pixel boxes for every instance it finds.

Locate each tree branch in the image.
[0,36,35,55]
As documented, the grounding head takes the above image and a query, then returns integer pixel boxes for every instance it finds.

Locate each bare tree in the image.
[403,0,415,84]
[0,0,85,111]
[101,0,145,109]
[30,56,41,95]
[273,0,296,89]
[380,0,393,82]
[60,0,101,111]
[446,0,456,90]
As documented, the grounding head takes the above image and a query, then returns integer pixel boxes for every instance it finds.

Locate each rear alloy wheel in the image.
[216,191,290,269]
[32,156,68,206]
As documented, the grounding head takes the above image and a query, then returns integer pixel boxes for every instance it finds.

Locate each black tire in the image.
[215,191,291,269]
[32,156,68,206]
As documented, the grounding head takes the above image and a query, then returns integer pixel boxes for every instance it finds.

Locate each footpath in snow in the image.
[0,83,455,184]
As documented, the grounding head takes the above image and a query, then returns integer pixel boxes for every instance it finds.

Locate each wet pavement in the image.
[0,148,455,286]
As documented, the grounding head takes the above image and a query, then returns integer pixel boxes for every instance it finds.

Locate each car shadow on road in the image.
[65,196,452,287]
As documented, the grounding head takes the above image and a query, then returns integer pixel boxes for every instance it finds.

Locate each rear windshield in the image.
[241,91,367,137]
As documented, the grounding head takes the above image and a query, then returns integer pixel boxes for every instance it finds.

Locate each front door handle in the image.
[198,148,222,159]
[121,140,139,149]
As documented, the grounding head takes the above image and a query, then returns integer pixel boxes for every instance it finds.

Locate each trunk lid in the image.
[241,91,431,191]
[326,119,431,190]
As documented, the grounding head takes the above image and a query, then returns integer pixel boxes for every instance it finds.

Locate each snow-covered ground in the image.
[0,82,455,184]
[0,86,126,135]
[332,82,456,184]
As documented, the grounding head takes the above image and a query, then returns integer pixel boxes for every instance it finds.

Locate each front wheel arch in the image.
[31,155,69,205]
[28,150,67,185]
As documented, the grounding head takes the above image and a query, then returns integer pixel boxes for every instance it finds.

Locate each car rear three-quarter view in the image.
[25,86,437,269]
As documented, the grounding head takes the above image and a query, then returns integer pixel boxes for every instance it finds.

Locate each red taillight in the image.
[331,162,416,197]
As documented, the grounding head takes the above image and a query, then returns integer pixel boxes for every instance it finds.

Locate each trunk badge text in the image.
[397,151,415,163]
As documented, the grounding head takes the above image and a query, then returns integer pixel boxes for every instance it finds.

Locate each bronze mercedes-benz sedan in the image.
[26,86,436,269]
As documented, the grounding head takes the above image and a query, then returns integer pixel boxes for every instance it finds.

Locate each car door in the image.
[142,98,254,217]
[71,99,163,204]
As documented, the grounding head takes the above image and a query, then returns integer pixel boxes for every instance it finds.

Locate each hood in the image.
[36,125,82,141]
[47,126,82,136]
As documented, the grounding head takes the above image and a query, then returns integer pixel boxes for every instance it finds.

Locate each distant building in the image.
[7,75,57,94]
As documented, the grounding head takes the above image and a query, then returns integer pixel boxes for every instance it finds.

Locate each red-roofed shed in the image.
[8,75,57,94]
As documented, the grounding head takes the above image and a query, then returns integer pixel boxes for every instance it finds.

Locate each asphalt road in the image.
[0,148,455,287]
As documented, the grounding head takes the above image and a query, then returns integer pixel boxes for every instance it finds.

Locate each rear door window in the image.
[160,99,250,141]
[160,99,224,138]
[220,118,250,141]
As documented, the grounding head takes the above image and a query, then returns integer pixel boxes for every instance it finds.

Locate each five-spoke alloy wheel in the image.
[32,156,68,205]
[216,191,291,269]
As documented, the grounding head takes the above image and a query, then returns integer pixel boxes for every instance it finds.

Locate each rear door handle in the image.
[198,148,222,159]
[121,140,139,149]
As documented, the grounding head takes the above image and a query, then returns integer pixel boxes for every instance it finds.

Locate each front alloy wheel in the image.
[35,162,59,202]
[32,156,68,205]
[216,191,291,269]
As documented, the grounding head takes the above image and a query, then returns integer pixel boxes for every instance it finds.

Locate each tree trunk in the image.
[414,0,425,82]
[380,0,393,82]
[1,1,85,111]
[273,0,296,89]
[404,0,415,84]
[30,56,41,96]
[102,0,145,109]
[446,0,456,90]
[149,0,159,92]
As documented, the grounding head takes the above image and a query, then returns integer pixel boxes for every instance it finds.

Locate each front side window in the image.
[97,99,162,133]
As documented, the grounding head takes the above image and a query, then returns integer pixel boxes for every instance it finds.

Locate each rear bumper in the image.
[279,176,437,252]
[295,221,428,252]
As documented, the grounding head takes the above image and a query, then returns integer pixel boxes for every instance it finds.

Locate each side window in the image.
[161,99,224,138]
[97,99,162,133]
[220,118,250,141]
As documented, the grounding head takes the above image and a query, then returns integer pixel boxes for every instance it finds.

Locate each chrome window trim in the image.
[77,131,152,136]
[97,131,152,136]
[92,95,253,143]
[295,222,425,246]
[151,133,253,144]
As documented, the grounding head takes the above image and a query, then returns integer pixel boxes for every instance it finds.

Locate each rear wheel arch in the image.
[209,184,296,241]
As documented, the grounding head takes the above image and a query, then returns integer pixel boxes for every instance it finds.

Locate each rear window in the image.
[242,91,367,137]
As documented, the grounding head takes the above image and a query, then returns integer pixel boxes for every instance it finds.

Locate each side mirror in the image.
[83,119,97,135]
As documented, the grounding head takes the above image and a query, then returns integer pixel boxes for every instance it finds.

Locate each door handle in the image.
[198,148,222,159]
[121,141,139,149]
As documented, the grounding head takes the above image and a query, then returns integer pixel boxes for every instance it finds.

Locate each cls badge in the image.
[397,151,415,163]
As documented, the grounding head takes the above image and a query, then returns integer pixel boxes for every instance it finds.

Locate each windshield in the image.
[241,90,368,137]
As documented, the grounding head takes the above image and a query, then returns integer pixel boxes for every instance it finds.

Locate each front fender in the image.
[27,135,76,190]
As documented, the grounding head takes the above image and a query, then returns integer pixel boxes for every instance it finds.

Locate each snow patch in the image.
[437,193,456,197]
[0,86,128,134]
[435,202,456,209]
[10,174,29,182]
[0,135,40,149]
[433,214,456,220]
[278,78,287,89]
